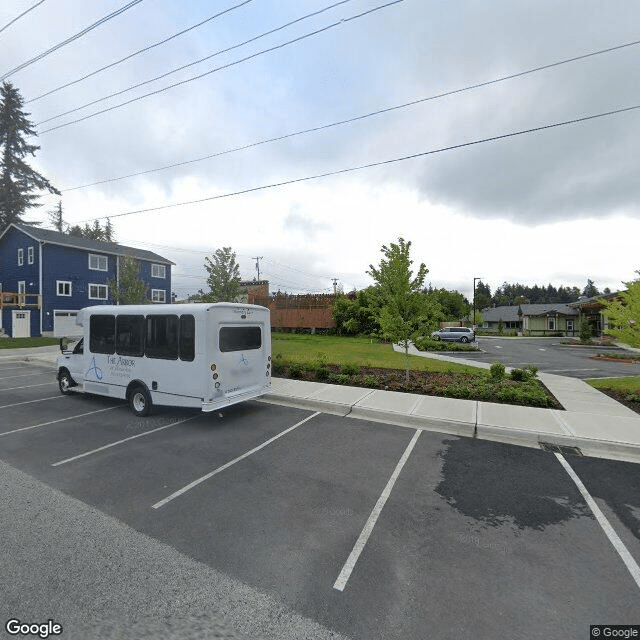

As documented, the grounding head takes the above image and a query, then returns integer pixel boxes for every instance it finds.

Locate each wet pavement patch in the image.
[435,437,590,530]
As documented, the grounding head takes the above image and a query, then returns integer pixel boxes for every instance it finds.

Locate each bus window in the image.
[146,315,179,360]
[90,315,115,354]
[219,326,261,352]
[179,315,195,362]
[116,315,145,357]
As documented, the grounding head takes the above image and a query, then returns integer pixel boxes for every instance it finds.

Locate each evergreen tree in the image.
[199,247,245,302]
[0,81,60,230]
[582,279,600,298]
[48,200,65,232]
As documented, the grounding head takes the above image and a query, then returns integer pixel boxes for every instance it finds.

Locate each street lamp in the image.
[472,277,483,329]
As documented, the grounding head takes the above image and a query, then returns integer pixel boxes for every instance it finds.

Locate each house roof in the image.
[481,303,579,322]
[5,224,174,265]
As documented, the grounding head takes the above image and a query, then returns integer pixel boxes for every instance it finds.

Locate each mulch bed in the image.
[274,364,563,409]
[590,355,640,364]
[596,388,640,415]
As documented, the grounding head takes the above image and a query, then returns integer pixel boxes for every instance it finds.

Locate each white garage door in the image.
[12,310,31,338]
[54,310,81,337]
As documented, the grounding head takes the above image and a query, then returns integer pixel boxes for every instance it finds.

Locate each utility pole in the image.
[252,256,263,281]
[473,276,484,329]
[332,278,339,295]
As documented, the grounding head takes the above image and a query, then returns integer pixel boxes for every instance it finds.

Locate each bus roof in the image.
[76,303,269,324]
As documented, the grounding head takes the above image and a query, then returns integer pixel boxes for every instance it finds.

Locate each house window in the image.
[566,319,574,332]
[18,281,25,294]
[89,283,108,300]
[548,317,556,331]
[151,264,166,278]
[28,246,34,264]
[89,254,108,271]
[57,281,72,296]
[151,289,166,303]
[17,249,23,266]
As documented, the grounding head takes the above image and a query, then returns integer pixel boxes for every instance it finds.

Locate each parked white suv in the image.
[430,327,476,343]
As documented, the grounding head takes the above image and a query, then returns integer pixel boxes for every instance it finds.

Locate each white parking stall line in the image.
[556,453,640,591]
[152,411,322,510]
[0,395,63,410]
[0,406,121,437]
[0,370,55,381]
[0,382,56,391]
[333,429,422,592]
[52,415,200,467]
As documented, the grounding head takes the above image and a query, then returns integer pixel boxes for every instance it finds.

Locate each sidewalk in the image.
[8,345,640,464]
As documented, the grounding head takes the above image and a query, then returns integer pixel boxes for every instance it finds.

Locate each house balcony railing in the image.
[0,292,42,309]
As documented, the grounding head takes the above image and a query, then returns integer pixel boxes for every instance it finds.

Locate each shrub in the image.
[315,366,331,381]
[289,362,304,378]
[489,361,505,381]
[363,375,381,388]
[523,364,538,377]
[579,317,592,343]
[328,373,351,385]
[271,359,285,375]
[509,368,530,382]
[341,362,360,376]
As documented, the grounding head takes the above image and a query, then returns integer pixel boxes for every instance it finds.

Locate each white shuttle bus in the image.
[56,303,272,416]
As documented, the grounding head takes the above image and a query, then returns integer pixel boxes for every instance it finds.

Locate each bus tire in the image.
[128,384,152,417]
[58,369,75,395]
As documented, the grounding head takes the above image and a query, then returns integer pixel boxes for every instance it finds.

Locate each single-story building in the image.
[480,303,579,336]
[0,223,174,338]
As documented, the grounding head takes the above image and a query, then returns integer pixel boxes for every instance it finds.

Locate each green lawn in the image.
[0,337,60,349]
[271,332,479,373]
[586,375,640,392]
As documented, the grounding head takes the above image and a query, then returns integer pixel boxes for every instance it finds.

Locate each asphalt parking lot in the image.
[446,337,640,379]
[1,360,639,639]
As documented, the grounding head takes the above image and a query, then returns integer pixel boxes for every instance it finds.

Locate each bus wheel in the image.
[129,385,152,417]
[58,369,74,395]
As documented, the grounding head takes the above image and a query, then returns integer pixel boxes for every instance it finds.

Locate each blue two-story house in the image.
[0,223,174,338]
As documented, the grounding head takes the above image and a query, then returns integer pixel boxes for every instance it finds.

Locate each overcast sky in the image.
[2,0,639,300]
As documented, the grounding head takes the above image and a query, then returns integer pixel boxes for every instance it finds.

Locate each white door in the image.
[54,310,80,337]
[12,310,31,338]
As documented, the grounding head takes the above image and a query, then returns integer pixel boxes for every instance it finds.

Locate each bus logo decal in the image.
[86,357,103,381]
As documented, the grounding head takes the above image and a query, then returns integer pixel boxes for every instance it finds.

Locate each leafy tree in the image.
[367,238,440,381]
[332,287,381,335]
[0,81,60,230]
[425,287,469,320]
[199,246,245,302]
[108,256,149,304]
[601,273,640,348]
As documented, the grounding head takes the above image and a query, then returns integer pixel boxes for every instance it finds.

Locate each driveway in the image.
[443,337,640,379]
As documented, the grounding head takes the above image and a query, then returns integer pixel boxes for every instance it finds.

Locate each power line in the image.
[37,0,404,133]
[35,0,357,123]
[26,0,254,104]
[0,0,47,35]
[1,0,146,80]
[61,36,640,192]
[77,103,640,223]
